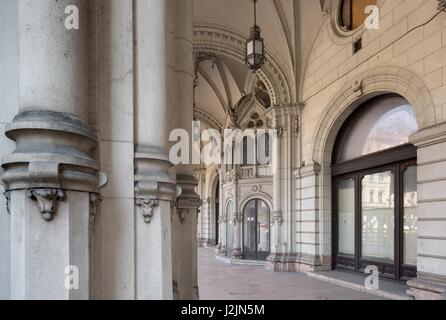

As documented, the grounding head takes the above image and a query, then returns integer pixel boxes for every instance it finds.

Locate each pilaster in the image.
[407,122,446,300]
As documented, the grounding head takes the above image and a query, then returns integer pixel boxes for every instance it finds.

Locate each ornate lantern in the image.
[246,0,265,71]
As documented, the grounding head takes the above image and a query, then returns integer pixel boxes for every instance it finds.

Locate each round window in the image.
[338,0,377,32]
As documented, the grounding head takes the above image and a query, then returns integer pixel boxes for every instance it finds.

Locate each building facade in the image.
[1,0,446,300]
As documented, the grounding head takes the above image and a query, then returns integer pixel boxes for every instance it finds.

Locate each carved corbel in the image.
[4,191,10,215]
[352,79,363,97]
[89,193,102,224]
[232,212,243,226]
[272,211,284,226]
[178,208,190,224]
[276,126,284,139]
[293,117,300,137]
[136,199,159,224]
[28,189,65,221]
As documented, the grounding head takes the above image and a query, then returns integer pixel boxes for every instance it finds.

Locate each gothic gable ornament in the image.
[28,189,65,221]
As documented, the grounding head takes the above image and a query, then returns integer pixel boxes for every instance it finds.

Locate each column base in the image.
[217,245,227,256]
[407,274,446,300]
[266,253,298,272]
[231,249,243,259]
[295,254,332,273]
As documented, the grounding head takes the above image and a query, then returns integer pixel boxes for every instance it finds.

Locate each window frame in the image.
[331,95,418,281]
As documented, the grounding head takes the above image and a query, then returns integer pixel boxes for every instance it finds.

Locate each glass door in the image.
[333,176,357,270]
[333,162,418,280]
[360,169,396,276]
[243,199,271,260]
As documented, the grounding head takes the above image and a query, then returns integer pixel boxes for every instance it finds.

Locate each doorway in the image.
[243,199,270,260]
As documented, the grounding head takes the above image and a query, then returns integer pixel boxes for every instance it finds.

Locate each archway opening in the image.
[332,94,419,280]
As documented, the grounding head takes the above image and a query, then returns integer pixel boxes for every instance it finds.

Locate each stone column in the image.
[231,171,243,259]
[134,0,176,300]
[172,0,200,300]
[407,122,446,300]
[2,0,99,300]
[267,107,284,270]
[217,169,227,255]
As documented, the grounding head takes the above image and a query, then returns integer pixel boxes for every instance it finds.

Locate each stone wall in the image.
[297,0,446,295]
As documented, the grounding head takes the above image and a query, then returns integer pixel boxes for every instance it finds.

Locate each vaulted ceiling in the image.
[193,0,324,130]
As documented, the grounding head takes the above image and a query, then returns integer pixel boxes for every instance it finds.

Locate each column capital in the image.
[1,111,100,193]
[134,146,177,202]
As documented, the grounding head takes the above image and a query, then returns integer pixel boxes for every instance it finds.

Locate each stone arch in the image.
[239,194,273,217]
[312,66,436,166]
[308,66,436,260]
[193,19,294,106]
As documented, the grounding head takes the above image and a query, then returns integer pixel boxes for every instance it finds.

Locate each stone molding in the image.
[134,146,177,202]
[1,111,100,193]
[28,188,66,221]
[407,273,446,300]
[176,174,201,224]
[410,122,446,148]
[312,66,436,165]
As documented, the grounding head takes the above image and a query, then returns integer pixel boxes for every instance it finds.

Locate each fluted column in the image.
[2,0,99,299]
[134,0,175,300]
[171,0,201,300]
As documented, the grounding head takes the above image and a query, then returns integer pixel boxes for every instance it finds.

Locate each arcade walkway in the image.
[197,248,381,300]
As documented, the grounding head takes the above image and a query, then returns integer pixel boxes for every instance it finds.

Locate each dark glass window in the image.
[332,95,418,281]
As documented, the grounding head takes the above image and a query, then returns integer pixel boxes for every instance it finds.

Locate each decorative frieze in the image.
[27,189,66,221]
[136,199,159,224]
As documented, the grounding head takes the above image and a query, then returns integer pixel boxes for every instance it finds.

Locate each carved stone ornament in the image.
[218,214,227,224]
[178,208,190,224]
[28,189,66,221]
[277,126,284,139]
[89,193,102,224]
[136,199,159,224]
[438,0,446,12]
[4,191,10,215]
[232,212,243,225]
[272,211,284,225]
[352,79,363,96]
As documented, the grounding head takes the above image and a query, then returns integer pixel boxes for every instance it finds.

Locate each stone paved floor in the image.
[198,248,382,300]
